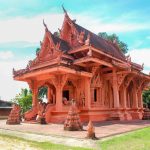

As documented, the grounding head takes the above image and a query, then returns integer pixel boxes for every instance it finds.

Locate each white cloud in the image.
[0,13,64,43]
[129,48,150,73]
[0,51,14,60]
[0,12,150,43]
[0,59,30,101]
[73,14,150,33]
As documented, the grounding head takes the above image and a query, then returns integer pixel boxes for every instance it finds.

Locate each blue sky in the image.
[0,0,150,100]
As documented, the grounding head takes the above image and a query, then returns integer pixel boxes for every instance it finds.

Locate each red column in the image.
[133,85,138,109]
[122,86,127,109]
[85,77,91,109]
[32,86,38,106]
[112,69,120,109]
[56,86,63,111]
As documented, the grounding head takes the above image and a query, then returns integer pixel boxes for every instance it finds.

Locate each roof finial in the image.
[43,19,48,31]
[62,4,68,15]
[142,63,144,69]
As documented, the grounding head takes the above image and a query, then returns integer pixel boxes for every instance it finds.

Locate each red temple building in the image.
[13,8,150,123]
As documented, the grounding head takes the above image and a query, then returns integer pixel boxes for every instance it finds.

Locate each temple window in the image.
[63,90,69,101]
[94,89,97,102]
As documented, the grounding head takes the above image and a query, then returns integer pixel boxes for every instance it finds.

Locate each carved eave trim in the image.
[29,59,68,71]
[68,45,90,54]
[130,62,143,71]
[62,54,74,60]
[90,46,128,64]
[69,45,129,67]
[74,56,113,68]
[112,60,131,70]
[14,65,92,81]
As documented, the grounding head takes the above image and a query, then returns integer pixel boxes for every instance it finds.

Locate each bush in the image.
[11,88,32,114]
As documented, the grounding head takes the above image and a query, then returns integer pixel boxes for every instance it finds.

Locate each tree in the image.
[36,48,40,55]
[38,86,48,99]
[98,32,128,54]
[11,88,32,114]
[143,89,150,108]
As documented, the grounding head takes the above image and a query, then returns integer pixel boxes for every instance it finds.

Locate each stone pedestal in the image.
[64,100,83,131]
[124,111,132,120]
[110,111,124,120]
[6,104,21,125]
[143,108,150,120]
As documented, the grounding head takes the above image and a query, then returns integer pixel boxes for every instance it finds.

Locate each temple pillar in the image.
[56,86,63,111]
[138,90,143,108]
[47,86,51,103]
[122,84,132,120]
[85,77,91,109]
[28,80,38,106]
[112,69,120,109]
[110,69,125,120]
[32,87,38,106]
[51,74,68,111]
[122,86,127,109]
[133,86,138,109]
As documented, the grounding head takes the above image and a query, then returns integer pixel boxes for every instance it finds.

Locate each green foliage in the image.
[143,89,150,106]
[98,32,128,54]
[11,88,32,114]
[53,31,60,37]
[38,86,48,99]
[36,48,40,55]
[100,127,150,150]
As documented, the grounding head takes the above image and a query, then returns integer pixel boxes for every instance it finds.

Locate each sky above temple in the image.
[0,0,150,100]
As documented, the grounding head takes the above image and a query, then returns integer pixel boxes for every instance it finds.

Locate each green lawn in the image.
[99,127,150,150]
[0,134,92,150]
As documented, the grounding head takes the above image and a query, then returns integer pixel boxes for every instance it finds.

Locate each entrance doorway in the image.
[63,90,69,101]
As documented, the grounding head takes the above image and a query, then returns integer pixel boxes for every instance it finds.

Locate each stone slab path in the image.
[0,120,150,149]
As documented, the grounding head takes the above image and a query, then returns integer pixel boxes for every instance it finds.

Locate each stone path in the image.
[0,129,96,149]
[0,120,150,148]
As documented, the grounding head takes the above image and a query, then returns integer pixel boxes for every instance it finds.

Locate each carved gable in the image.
[38,32,59,61]
[60,14,80,47]
[28,31,62,68]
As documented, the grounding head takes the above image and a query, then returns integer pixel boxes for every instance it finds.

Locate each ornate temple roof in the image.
[51,33,71,52]
[73,23,126,61]
[13,7,149,79]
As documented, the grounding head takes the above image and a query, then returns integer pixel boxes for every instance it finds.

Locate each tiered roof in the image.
[13,7,147,78]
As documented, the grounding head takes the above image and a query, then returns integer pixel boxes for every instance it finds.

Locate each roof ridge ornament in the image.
[43,19,48,32]
[142,63,144,69]
[62,5,68,15]
[85,33,91,46]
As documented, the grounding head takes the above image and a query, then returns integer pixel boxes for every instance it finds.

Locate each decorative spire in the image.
[126,55,131,62]
[142,63,144,69]
[62,4,68,15]
[43,19,48,32]
[113,38,117,44]
[85,33,90,45]
[78,31,85,44]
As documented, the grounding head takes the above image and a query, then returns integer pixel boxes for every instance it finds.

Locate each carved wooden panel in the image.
[117,73,127,89]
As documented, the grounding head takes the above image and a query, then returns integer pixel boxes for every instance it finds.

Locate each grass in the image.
[99,127,150,150]
[0,134,92,150]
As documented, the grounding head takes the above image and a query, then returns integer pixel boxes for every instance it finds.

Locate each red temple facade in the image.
[13,9,150,123]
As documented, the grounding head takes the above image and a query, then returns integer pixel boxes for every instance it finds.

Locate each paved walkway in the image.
[0,120,150,148]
